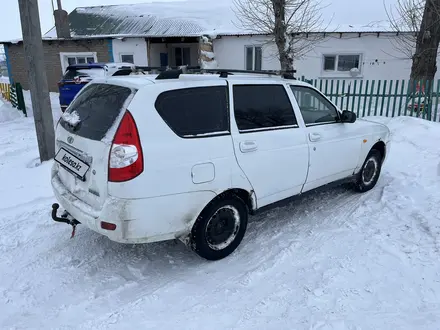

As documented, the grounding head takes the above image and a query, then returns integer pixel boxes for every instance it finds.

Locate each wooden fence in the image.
[0,81,26,116]
[301,77,440,122]
[0,82,11,101]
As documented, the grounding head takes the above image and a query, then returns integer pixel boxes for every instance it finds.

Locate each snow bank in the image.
[0,98,22,123]
[22,90,62,123]
[1,115,440,329]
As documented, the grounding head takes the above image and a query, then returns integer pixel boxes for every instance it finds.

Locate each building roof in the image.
[41,0,407,40]
[0,0,409,44]
[43,0,242,39]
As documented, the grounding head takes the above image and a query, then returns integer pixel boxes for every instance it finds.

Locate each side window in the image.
[290,86,339,125]
[155,86,229,137]
[233,84,297,132]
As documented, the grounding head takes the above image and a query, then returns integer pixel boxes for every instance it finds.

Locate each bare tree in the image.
[232,0,329,72]
[385,0,423,58]
[386,0,440,81]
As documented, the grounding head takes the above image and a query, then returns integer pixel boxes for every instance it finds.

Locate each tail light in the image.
[108,110,144,182]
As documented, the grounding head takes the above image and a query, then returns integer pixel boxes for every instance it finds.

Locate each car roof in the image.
[102,73,314,89]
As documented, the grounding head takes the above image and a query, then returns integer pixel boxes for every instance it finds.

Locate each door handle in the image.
[239,141,258,153]
[309,132,322,142]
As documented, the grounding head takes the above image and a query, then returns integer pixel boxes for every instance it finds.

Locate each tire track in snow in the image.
[76,184,381,329]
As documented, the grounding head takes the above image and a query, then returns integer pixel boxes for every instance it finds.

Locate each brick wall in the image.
[6,39,110,92]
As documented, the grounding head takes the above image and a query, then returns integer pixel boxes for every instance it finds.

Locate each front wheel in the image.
[354,149,383,193]
[190,196,248,261]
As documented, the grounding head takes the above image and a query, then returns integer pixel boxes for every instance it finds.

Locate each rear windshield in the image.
[60,83,133,141]
[63,68,105,80]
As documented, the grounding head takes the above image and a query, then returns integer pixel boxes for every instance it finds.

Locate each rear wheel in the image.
[354,149,383,193]
[190,196,248,261]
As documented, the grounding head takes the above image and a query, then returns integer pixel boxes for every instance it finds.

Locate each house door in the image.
[160,53,168,67]
[174,47,191,66]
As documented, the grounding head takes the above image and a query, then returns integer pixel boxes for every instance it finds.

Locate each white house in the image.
[213,31,419,81]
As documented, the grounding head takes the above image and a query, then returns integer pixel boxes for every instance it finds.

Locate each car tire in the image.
[190,196,248,261]
[354,149,383,193]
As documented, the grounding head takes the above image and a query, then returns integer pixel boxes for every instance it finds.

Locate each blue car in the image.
[58,62,136,112]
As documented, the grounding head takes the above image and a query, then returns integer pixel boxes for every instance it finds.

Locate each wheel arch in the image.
[371,140,386,163]
[213,188,256,214]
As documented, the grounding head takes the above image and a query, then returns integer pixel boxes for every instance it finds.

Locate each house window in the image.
[323,54,361,72]
[120,54,134,64]
[245,46,262,71]
[174,47,191,66]
[67,56,95,66]
[60,52,98,73]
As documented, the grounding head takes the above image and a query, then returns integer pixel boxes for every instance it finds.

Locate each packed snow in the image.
[61,110,81,126]
[1,93,440,329]
[0,98,23,123]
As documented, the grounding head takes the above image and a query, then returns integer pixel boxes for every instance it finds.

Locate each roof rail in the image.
[154,66,297,80]
[198,69,297,79]
[110,65,297,80]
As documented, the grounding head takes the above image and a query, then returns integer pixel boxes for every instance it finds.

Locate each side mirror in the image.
[341,110,357,123]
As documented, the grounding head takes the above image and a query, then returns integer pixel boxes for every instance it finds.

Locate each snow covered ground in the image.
[1,94,440,329]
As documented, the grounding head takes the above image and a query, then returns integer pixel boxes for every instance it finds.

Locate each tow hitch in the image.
[51,203,81,238]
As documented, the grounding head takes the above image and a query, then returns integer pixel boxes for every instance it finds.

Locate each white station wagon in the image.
[51,68,391,260]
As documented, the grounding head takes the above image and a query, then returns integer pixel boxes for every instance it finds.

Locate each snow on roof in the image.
[43,0,244,39]
[40,0,406,41]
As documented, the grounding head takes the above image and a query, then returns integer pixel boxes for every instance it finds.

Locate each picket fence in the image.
[301,77,440,122]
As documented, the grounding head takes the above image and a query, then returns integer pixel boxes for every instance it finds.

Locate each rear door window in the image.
[60,83,133,141]
[155,86,229,137]
[233,84,297,132]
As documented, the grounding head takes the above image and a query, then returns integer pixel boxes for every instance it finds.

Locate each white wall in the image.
[112,38,148,66]
[213,35,281,71]
[213,34,440,81]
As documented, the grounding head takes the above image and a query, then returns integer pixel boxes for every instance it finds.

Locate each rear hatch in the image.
[58,67,106,107]
[55,82,135,210]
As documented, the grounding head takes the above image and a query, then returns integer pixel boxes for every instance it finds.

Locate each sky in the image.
[0,0,397,42]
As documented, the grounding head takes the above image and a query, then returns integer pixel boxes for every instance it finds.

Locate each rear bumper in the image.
[51,172,216,244]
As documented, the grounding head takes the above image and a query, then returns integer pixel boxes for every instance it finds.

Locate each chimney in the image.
[54,0,71,39]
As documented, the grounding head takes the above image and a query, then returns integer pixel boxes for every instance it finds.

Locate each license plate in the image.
[55,148,90,180]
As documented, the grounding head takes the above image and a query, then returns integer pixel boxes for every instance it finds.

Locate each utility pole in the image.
[18,0,55,161]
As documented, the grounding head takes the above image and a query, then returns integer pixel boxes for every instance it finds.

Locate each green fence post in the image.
[424,80,431,120]
[355,80,362,117]
[434,80,440,122]
[416,80,423,118]
[392,80,399,117]
[367,80,376,116]
[330,79,335,102]
[384,80,393,117]
[397,80,406,116]
[362,80,369,117]
[374,80,382,116]
[15,82,27,117]
[340,80,346,109]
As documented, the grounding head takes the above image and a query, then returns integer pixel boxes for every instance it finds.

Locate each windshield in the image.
[60,83,134,141]
[63,68,105,80]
